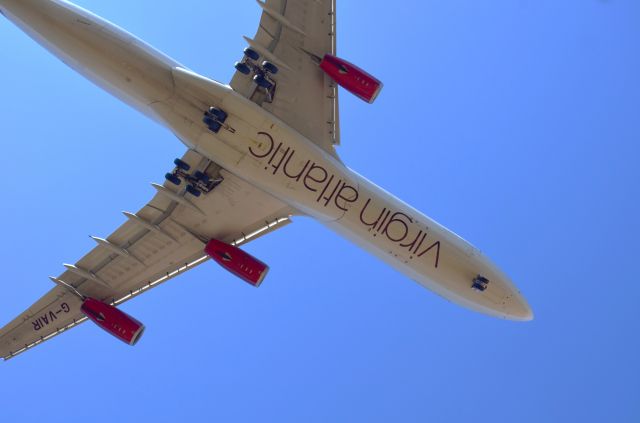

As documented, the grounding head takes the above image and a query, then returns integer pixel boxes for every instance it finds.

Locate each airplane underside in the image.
[0,0,532,359]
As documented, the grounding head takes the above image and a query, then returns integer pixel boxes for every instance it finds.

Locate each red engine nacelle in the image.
[204,239,269,287]
[81,298,145,345]
[319,54,383,103]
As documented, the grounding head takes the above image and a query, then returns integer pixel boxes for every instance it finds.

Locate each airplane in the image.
[0,0,533,360]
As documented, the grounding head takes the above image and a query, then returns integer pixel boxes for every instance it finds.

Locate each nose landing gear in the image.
[472,275,490,292]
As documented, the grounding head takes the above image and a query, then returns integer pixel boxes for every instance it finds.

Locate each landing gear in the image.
[234,47,277,103]
[235,62,251,75]
[204,119,222,133]
[253,73,273,89]
[165,173,181,186]
[194,170,210,184]
[243,47,260,61]
[164,158,225,198]
[174,158,190,172]
[472,275,490,292]
[185,184,202,197]
[207,107,228,122]
[202,107,229,134]
[261,61,279,75]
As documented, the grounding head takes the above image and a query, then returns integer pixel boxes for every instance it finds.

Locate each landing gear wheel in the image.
[471,275,490,292]
[194,171,210,184]
[174,158,190,171]
[243,47,260,61]
[235,62,251,75]
[253,74,273,89]
[186,184,202,197]
[207,121,222,133]
[262,61,279,75]
[203,116,217,126]
[165,173,181,186]
[207,107,228,122]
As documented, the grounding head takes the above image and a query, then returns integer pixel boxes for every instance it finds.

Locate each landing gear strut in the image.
[164,158,224,197]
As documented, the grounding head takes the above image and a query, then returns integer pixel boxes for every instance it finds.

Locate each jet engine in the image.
[81,297,145,345]
[319,54,383,103]
[204,239,269,287]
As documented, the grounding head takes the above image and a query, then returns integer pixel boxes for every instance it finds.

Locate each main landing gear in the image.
[202,106,231,134]
[234,47,279,102]
[165,158,223,197]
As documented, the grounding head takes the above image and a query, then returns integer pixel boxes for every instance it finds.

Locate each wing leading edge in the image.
[1,0,340,360]
[230,0,340,157]
[0,150,292,360]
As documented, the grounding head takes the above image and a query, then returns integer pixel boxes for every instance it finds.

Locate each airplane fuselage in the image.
[0,0,532,320]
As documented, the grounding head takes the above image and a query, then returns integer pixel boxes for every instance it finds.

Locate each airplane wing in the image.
[0,150,292,360]
[230,0,340,158]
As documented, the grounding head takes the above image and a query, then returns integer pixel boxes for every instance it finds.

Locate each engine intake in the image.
[319,54,383,103]
[81,298,145,345]
[204,239,269,287]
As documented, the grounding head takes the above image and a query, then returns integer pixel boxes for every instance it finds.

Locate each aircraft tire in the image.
[165,173,181,186]
[235,62,251,75]
[174,158,190,171]
[243,47,260,61]
[186,185,202,197]
[262,61,279,75]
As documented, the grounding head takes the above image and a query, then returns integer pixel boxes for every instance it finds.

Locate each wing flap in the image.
[0,150,293,360]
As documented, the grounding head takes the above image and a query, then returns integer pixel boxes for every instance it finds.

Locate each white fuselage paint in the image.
[0,0,532,320]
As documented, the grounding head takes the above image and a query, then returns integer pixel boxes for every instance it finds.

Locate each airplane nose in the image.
[503,290,534,321]
[465,251,534,321]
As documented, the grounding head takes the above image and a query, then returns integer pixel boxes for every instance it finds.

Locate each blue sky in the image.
[1,0,639,421]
